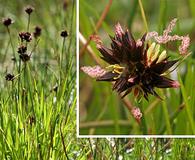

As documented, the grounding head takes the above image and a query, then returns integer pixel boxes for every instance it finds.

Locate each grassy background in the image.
[76,138,195,160]
[79,0,195,135]
[0,0,76,159]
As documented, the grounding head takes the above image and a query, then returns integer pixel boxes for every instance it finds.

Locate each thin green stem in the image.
[6,27,18,70]
[59,37,66,85]
[17,60,21,102]
[128,0,138,28]
[138,0,148,32]
[139,103,148,134]
[67,0,75,54]
[178,74,195,134]
[60,122,70,160]
[27,15,30,32]
[23,63,27,110]
[158,103,185,134]
[158,0,167,32]
[160,90,172,134]
[26,63,35,114]
[61,38,66,70]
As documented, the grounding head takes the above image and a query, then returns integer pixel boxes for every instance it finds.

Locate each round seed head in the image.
[2,18,13,27]
[60,30,68,38]
[25,6,34,15]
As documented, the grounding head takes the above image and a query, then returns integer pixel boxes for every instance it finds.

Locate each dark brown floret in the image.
[25,6,34,15]
[19,32,32,42]
[61,30,68,38]
[2,18,13,27]
[19,53,31,62]
[33,26,42,38]
[5,73,14,81]
[18,45,27,54]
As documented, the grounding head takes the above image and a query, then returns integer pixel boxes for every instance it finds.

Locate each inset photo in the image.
[79,0,195,135]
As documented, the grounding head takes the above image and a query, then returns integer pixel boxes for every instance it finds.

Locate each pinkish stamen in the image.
[131,107,142,123]
[81,66,106,78]
[179,35,190,55]
[90,35,102,45]
[115,23,124,37]
[172,81,180,88]
[128,77,135,83]
[146,18,190,55]
[136,39,143,47]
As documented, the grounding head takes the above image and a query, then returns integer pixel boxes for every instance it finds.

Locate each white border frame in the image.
[76,0,80,138]
[76,0,194,138]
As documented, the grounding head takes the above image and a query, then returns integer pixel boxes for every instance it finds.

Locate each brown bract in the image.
[19,53,31,62]
[18,45,27,54]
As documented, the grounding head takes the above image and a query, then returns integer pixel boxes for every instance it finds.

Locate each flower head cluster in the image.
[18,32,32,62]
[82,19,189,100]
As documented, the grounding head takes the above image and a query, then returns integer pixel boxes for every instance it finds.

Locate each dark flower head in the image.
[19,32,32,42]
[25,6,34,15]
[33,26,42,38]
[18,45,27,54]
[5,73,14,81]
[82,22,185,100]
[61,30,68,38]
[2,18,13,27]
[19,53,31,62]
[52,84,58,92]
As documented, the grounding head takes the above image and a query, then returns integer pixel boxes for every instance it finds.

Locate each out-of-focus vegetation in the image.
[79,0,195,135]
